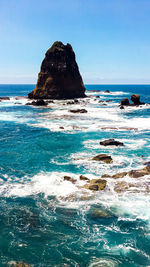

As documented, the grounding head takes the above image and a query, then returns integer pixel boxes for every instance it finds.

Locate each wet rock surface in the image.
[26,99,48,106]
[84,179,107,191]
[28,41,85,99]
[100,139,124,146]
[69,109,87,113]
[92,154,112,164]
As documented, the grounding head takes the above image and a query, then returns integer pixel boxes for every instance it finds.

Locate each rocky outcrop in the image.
[28,41,85,99]
[100,139,124,146]
[102,166,150,179]
[131,94,144,105]
[92,154,112,163]
[64,176,76,183]
[84,179,107,191]
[79,175,90,181]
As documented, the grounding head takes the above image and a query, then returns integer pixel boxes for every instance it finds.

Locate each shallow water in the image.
[0,84,150,266]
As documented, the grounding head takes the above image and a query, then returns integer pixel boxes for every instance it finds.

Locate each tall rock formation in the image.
[28,41,86,99]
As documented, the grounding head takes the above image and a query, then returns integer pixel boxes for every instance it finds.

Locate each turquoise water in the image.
[0,84,150,266]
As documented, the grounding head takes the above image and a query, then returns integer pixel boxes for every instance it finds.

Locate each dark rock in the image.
[99,100,104,103]
[121,98,130,106]
[106,100,112,102]
[74,99,79,103]
[131,94,141,105]
[120,105,124,109]
[59,126,64,129]
[80,175,90,181]
[26,99,48,106]
[100,139,124,146]
[67,101,75,105]
[144,161,150,166]
[105,90,110,93]
[64,176,76,183]
[84,179,107,191]
[87,90,100,92]
[28,41,85,99]
[69,109,87,113]
[92,154,112,164]
[0,96,10,100]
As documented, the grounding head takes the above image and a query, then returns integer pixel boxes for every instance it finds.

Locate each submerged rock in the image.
[100,139,124,146]
[69,109,87,113]
[28,41,85,99]
[92,154,112,164]
[84,179,107,191]
[8,262,31,267]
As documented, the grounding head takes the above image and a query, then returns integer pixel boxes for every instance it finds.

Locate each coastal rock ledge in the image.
[28,41,86,99]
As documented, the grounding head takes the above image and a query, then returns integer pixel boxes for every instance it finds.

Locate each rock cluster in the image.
[120,94,145,107]
[100,139,124,146]
[28,41,85,99]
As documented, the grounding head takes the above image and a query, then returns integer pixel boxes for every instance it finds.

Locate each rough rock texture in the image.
[84,179,107,191]
[64,176,76,183]
[102,166,150,179]
[28,41,85,99]
[92,154,112,164]
[100,139,124,146]
[26,99,48,106]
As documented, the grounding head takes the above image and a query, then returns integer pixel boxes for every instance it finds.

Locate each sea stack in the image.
[28,41,86,99]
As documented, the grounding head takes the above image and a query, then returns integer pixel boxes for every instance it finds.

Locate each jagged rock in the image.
[28,41,85,99]
[64,176,76,183]
[100,139,124,146]
[69,109,87,113]
[84,179,107,191]
[0,96,10,100]
[79,175,90,181]
[92,154,112,164]
[26,99,48,106]
[121,98,129,106]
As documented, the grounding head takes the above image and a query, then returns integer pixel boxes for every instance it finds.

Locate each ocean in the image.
[0,84,150,267]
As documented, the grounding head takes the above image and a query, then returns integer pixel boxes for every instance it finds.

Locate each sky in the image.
[0,0,150,84]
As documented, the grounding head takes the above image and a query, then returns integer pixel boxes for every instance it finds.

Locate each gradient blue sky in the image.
[0,0,150,84]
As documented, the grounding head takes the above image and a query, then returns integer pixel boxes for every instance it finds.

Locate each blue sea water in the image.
[0,84,150,266]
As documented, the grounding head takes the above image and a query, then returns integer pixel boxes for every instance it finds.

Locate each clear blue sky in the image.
[0,0,150,84]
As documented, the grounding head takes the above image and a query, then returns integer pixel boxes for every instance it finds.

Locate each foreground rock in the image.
[64,176,76,183]
[69,109,87,113]
[100,139,124,146]
[9,262,31,267]
[84,179,107,191]
[28,41,85,99]
[26,99,48,106]
[92,154,112,163]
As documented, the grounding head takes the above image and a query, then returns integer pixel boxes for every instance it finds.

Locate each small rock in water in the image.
[131,94,144,105]
[121,98,130,106]
[100,138,124,146]
[0,96,10,100]
[64,176,76,183]
[92,154,112,164]
[120,105,125,109]
[26,99,48,106]
[69,109,87,113]
[104,90,110,93]
[79,175,90,181]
